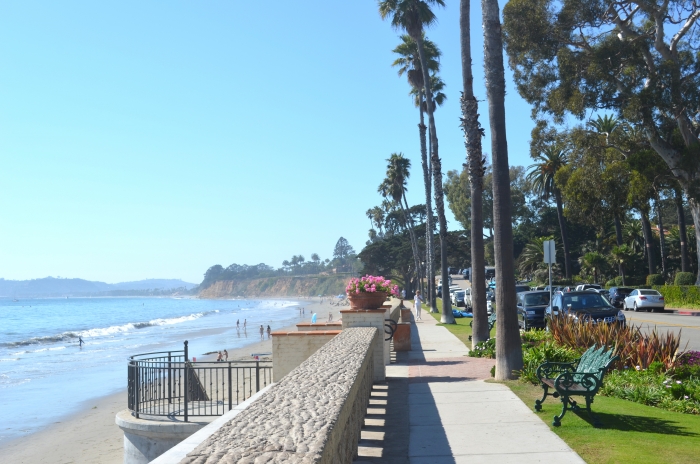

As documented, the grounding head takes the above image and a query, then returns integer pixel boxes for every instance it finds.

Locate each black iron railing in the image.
[127,341,272,421]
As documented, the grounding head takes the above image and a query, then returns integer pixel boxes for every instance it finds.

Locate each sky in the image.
[0,1,537,285]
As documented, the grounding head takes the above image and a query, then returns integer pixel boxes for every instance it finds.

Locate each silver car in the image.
[623,289,666,312]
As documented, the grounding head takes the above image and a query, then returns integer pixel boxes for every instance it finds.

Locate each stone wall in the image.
[271,330,341,382]
[179,327,377,464]
[341,309,387,382]
[296,322,342,331]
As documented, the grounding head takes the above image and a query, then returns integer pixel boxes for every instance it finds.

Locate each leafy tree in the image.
[503,0,700,283]
[482,0,522,378]
[333,237,356,271]
[579,252,607,284]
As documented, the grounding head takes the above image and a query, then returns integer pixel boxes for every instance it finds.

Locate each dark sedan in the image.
[608,287,634,308]
[517,291,550,331]
[545,291,626,327]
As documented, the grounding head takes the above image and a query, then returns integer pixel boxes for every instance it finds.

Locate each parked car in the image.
[545,291,626,328]
[517,291,551,331]
[453,290,466,307]
[575,284,603,292]
[622,289,666,312]
[608,287,634,308]
[515,284,531,293]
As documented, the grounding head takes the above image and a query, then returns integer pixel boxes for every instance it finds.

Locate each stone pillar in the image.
[115,410,209,464]
[340,309,386,382]
[392,323,411,351]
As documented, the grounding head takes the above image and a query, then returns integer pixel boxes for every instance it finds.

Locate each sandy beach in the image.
[0,298,343,464]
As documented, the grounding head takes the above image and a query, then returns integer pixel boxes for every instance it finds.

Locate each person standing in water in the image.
[259,325,264,339]
[236,320,240,330]
[78,336,85,347]
[243,319,247,330]
[266,325,271,339]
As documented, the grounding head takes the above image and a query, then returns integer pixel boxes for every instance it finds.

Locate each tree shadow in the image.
[575,411,699,436]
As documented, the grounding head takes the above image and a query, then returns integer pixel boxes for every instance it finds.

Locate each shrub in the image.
[469,338,495,358]
[675,272,696,286]
[548,316,682,370]
[653,285,700,306]
[647,274,665,285]
[605,279,616,287]
[519,340,579,384]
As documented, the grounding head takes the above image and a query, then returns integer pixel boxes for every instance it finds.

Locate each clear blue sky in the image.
[0,1,534,284]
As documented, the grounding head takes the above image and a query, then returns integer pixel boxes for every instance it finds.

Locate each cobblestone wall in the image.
[180,327,377,464]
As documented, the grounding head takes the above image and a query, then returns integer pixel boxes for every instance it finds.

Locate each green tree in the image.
[580,252,607,284]
[503,0,700,283]
[333,237,355,271]
[379,0,455,323]
[526,145,571,278]
[482,0,522,378]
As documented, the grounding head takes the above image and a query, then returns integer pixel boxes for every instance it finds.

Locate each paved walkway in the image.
[356,304,585,464]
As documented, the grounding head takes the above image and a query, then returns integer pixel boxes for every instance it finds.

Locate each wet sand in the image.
[0,298,343,464]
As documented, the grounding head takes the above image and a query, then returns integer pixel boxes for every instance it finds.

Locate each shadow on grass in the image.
[574,411,699,436]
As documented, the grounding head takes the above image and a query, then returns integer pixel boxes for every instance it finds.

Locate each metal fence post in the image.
[184,340,189,422]
[228,362,233,411]
[168,351,172,404]
[255,361,260,392]
[134,361,140,419]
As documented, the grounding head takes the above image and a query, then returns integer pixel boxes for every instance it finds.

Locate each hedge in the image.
[652,285,700,307]
[675,272,696,286]
[647,274,665,285]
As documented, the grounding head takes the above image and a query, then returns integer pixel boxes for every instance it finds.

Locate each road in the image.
[624,310,700,352]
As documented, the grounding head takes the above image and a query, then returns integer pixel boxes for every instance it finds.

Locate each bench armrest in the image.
[536,361,576,382]
[554,371,602,393]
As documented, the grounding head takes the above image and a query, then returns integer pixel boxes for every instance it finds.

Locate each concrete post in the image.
[340,309,386,382]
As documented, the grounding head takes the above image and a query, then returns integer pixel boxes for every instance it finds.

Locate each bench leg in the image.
[553,395,569,427]
[534,384,549,411]
[585,396,602,428]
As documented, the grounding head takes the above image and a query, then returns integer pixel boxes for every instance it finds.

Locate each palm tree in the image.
[460,0,488,346]
[482,0,522,378]
[517,236,555,277]
[579,252,607,284]
[611,245,634,285]
[526,146,572,278]
[587,115,622,147]
[379,153,423,294]
[379,0,455,324]
[392,33,441,312]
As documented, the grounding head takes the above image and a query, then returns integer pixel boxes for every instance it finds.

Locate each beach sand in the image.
[0,298,343,464]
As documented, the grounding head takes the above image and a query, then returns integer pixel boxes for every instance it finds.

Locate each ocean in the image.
[0,297,301,443]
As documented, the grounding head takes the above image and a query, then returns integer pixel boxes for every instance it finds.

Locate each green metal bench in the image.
[535,345,618,427]
[468,312,496,341]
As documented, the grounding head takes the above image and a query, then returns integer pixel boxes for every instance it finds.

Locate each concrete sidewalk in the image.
[356,304,585,464]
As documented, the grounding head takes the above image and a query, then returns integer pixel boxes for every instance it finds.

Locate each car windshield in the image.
[524,293,550,306]
[562,293,610,309]
[640,290,661,296]
[455,291,464,298]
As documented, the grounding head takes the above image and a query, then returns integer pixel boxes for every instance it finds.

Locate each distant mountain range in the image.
[0,277,198,298]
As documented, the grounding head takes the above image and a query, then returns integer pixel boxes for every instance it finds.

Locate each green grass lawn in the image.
[505,380,700,464]
[427,298,495,347]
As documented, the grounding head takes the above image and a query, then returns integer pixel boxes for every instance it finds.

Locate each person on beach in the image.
[414,290,423,320]
[224,349,228,361]
[78,336,84,347]
[259,325,264,339]
[236,319,240,330]
[244,319,247,330]
[266,325,271,339]
[216,351,223,362]
[328,312,333,322]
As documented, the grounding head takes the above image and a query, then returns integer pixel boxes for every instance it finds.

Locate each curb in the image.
[667,309,700,316]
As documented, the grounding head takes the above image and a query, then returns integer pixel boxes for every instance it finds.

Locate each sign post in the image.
[543,240,556,306]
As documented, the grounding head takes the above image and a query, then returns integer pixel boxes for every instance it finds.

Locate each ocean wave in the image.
[0,358,20,362]
[0,310,219,348]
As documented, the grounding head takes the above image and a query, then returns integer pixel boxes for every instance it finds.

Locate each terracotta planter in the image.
[347,291,388,310]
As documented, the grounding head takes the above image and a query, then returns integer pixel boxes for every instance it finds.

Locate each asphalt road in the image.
[624,310,700,352]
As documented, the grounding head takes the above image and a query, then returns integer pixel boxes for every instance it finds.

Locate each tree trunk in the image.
[640,208,656,275]
[675,187,689,273]
[482,0,522,379]
[411,31,454,324]
[614,213,624,279]
[402,194,424,295]
[655,194,667,275]
[553,188,571,279]
[689,198,700,285]
[460,0,488,345]
[418,94,438,313]
[399,199,423,294]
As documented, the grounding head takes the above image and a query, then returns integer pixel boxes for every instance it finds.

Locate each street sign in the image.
[543,240,556,264]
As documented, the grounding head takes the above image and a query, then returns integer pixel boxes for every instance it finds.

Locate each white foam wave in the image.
[0,358,19,362]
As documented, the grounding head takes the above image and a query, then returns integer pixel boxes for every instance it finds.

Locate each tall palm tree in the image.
[526,146,572,278]
[517,236,555,276]
[460,0,488,346]
[379,0,455,324]
[379,153,423,294]
[579,252,607,284]
[482,0,522,378]
[392,34,441,311]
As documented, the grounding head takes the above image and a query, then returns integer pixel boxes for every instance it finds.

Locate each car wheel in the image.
[634,303,639,312]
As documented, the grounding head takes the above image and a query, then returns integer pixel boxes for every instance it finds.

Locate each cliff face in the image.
[198,275,348,299]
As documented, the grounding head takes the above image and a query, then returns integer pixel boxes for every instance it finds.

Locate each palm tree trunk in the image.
[640,208,656,275]
[402,194,424,295]
[675,187,690,272]
[411,31,455,324]
[655,194,667,274]
[553,188,571,279]
[482,0,522,379]
[398,200,422,295]
[460,0,487,345]
[418,97,438,312]
[614,213,624,279]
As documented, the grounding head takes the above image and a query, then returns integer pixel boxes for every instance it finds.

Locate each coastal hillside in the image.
[198,275,349,299]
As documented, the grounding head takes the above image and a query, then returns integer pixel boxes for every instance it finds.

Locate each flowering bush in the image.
[346,275,399,296]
